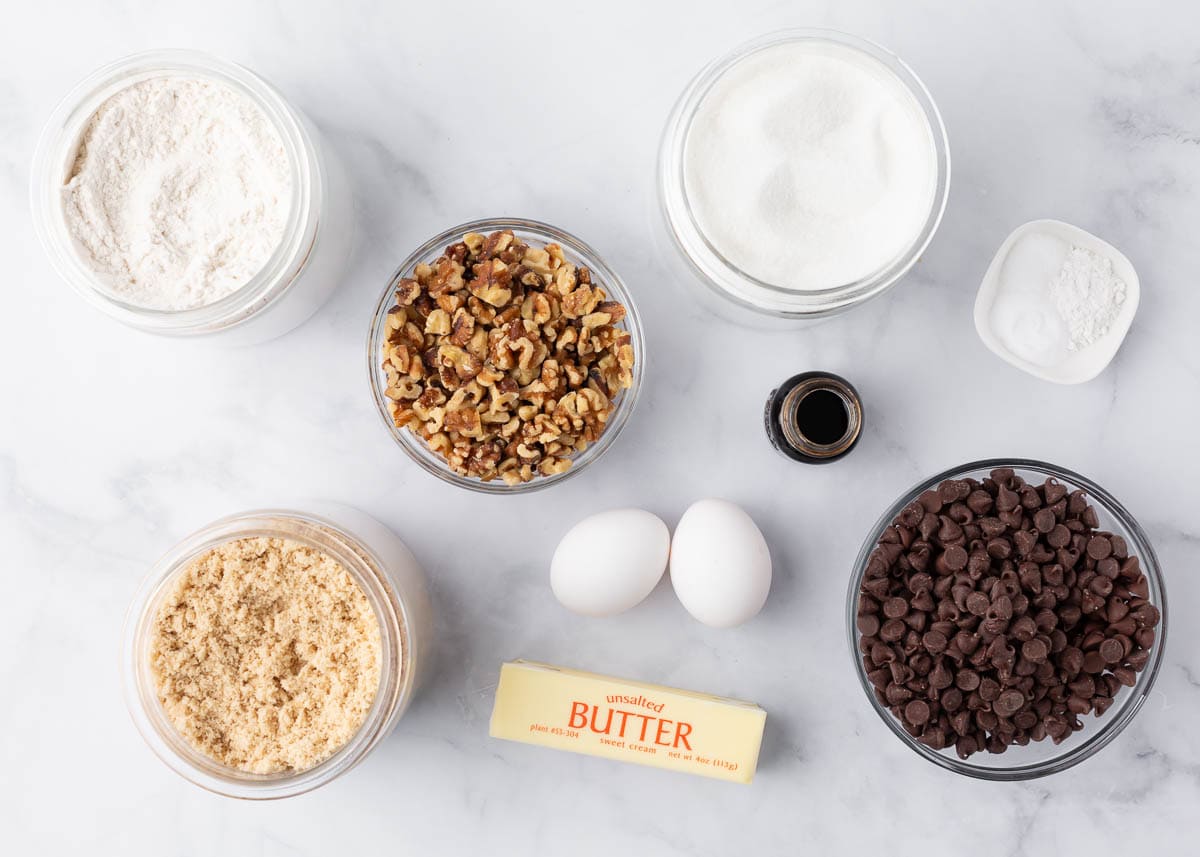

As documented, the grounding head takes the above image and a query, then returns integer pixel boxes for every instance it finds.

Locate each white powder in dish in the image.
[682,41,937,291]
[989,232,1127,367]
[1050,247,1126,350]
[61,76,292,311]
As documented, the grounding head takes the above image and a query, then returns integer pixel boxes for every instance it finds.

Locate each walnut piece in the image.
[382,230,635,484]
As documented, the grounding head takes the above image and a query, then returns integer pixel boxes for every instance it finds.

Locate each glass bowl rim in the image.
[121,508,413,799]
[845,457,1168,781]
[366,216,646,495]
[657,27,951,318]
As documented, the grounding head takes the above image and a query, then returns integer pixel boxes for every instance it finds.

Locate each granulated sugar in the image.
[62,76,292,310]
[682,40,937,291]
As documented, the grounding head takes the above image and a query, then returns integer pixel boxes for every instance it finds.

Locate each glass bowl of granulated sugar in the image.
[659,28,951,319]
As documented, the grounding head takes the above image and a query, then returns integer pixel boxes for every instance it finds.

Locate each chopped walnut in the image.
[382,230,635,483]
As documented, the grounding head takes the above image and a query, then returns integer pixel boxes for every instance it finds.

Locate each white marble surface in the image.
[3,1,1199,853]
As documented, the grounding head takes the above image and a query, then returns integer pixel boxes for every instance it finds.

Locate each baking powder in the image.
[62,76,292,311]
[1050,247,1126,350]
[990,231,1127,367]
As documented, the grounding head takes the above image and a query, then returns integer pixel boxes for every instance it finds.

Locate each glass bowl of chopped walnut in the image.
[368,218,644,493]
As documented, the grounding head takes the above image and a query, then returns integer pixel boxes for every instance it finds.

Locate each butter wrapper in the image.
[488,660,766,784]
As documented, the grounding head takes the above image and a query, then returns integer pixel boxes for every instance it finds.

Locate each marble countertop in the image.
[3,1,1198,853]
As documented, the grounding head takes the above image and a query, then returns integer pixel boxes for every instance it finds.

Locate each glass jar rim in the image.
[658,28,951,318]
[121,509,412,799]
[846,458,1168,780]
[366,216,646,494]
[29,49,320,335]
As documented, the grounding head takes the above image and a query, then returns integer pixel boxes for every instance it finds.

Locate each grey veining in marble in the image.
[2,1,1198,854]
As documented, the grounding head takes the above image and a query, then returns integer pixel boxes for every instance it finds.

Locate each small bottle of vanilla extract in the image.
[764,372,864,464]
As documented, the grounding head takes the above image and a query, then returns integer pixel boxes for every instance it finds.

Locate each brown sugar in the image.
[150,536,382,774]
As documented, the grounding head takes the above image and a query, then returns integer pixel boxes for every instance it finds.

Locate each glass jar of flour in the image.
[31,50,352,343]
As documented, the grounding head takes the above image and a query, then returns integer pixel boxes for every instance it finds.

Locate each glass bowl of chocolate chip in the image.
[847,459,1166,780]
[368,218,644,493]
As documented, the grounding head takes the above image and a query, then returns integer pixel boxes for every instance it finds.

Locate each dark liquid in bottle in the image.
[793,389,850,446]
[764,371,863,464]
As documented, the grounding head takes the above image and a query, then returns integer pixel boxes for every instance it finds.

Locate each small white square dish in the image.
[973,219,1140,384]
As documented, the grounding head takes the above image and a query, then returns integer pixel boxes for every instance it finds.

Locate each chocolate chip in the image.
[979,677,1001,702]
[922,630,948,654]
[938,516,964,544]
[1011,615,1038,641]
[1125,648,1150,670]
[918,490,943,513]
[1087,536,1113,560]
[929,661,954,689]
[955,631,981,654]
[965,591,990,616]
[1067,695,1091,715]
[1109,616,1136,637]
[1099,638,1124,663]
[966,490,993,515]
[1013,529,1038,556]
[1113,667,1137,687]
[1021,638,1049,663]
[857,614,881,636]
[1132,603,1160,628]
[938,480,970,504]
[1089,576,1113,597]
[1109,535,1128,559]
[942,544,968,572]
[955,669,981,691]
[1044,479,1067,504]
[986,538,1013,560]
[995,690,1025,717]
[904,699,931,726]
[1046,524,1071,548]
[1032,508,1056,533]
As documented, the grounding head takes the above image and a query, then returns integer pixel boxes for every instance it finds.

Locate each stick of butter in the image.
[488,660,766,784]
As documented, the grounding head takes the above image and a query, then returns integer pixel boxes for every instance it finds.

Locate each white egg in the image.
[551,509,670,617]
[670,499,772,628]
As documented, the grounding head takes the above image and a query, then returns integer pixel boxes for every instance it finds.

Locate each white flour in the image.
[1050,247,1126,350]
[62,76,292,311]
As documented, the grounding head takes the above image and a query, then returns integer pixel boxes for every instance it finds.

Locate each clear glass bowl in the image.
[658,28,951,319]
[367,217,645,494]
[846,459,1167,780]
[122,506,432,799]
[30,50,352,342]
